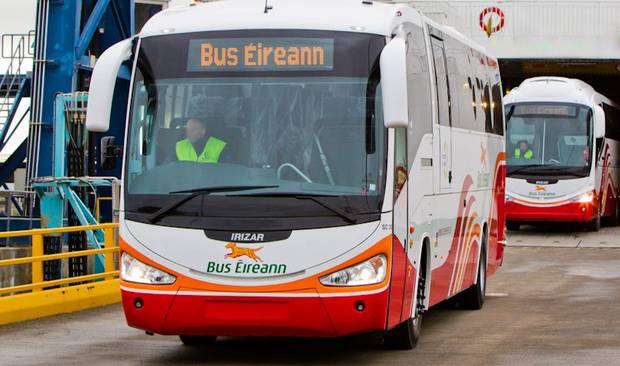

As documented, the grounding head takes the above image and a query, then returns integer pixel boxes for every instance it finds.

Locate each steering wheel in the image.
[548,159,561,165]
[277,163,313,183]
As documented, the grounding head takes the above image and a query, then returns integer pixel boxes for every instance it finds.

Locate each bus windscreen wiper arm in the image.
[527,166,587,177]
[506,165,544,176]
[148,185,279,224]
[296,195,358,224]
[228,192,357,223]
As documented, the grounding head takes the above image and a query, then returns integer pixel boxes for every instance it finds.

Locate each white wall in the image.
[410,1,620,59]
[170,0,192,6]
[0,1,36,72]
[0,1,36,160]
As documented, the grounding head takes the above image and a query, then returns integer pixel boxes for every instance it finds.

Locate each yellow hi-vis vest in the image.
[514,148,533,160]
[176,137,226,163]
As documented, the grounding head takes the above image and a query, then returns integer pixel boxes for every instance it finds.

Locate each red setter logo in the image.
[225,243,263,262]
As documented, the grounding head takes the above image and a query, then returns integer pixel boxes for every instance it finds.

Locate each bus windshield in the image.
[505,103,593,178]
[124,30,387,230]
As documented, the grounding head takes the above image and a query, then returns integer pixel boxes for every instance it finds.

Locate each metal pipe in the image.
[27,0,50,186]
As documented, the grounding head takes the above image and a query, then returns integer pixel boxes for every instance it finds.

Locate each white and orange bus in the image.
[86,0,505,349]
[504,77,620,231]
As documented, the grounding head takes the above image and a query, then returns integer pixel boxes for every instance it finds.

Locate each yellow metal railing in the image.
[95,196,113,223]
[0,223,119,295]
[0,223,121,325]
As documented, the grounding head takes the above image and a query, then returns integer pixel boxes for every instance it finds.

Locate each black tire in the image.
[179,335,217,346]
[384,252,427,350]
[458,245,486,310]
[605,202,620,227]
[506,221,520,231]
[384,316,421,350]
[587,210,601,232]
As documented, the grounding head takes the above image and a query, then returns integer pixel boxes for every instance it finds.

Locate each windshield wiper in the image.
[552,171,587,178]
[299,196,358,223]
[228,192,357,223]
[148,185,278,224]
[527,166,588,177]
[507,165,544,176]
[508,165,587,178]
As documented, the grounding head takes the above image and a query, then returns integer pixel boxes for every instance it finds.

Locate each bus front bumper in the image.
[506,200,597,223]
[121,287,389,337]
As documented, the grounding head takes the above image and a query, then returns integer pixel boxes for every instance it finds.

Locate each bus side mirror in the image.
[86,38,134,132]
[593,105,605,139]
[380,37,408,129]
[101,136,122,170]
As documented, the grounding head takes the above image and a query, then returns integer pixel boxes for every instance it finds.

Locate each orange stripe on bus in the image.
[120,235,392,295]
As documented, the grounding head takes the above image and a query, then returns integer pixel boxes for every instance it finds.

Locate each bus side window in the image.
[600,103,620,161]
[469,76,477,120]
[596,137,605,160]
[491,82,504,135]
[431,38,451,126]
[603,103,620,140]
[483,83,492,133]
[404,24,433,158]
[445,35,480,132]
[444,39,460,130]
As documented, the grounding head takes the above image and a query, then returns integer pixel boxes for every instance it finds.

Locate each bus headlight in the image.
[121,252,176,285]
[320,255,387,287]
[575,191,595,203]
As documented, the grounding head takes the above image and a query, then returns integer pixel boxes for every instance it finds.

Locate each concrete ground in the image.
[2,225,620,366]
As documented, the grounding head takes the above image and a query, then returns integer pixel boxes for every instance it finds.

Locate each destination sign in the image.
[187,38,334,72]
[513,104,578,118]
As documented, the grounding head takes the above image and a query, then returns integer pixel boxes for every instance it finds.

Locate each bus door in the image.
[431,35,453,191]
[388,127,411,326]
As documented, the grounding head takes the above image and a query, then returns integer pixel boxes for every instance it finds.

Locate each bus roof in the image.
[504,77,620,108]
[140,0,409,38]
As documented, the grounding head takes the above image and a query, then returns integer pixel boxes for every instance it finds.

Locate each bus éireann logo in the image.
[206,243,287,275]
[535,185,547,192]
[225,243,263,262]
[479,7,505,38]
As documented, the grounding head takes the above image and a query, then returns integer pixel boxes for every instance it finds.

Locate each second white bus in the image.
[505,77,620,231]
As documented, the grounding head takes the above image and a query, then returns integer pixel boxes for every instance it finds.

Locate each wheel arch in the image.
[476,222,489,285]
[416,236,432,312]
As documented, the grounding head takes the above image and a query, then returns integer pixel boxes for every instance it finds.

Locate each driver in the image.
[176,118,227,163]
[514,140,534,160]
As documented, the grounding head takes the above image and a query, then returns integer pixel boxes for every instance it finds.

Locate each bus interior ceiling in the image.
[500,60,620,104]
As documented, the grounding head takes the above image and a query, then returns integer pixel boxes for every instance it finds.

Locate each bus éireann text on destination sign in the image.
[187,38,334,72]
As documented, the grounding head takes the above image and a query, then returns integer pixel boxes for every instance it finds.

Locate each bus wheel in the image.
[384,258,426,350]
[179,336,217,346]
[607,202,620,227]
[506,221,520,231]
[587,211,601,232]
[458,244,486,310]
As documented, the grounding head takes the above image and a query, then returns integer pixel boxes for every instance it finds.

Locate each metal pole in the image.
[104,227,115,280]
[31,234,43,291]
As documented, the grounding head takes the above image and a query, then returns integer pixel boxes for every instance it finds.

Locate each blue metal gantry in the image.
[24,0,135,278]
[26,0,135,183]
[0,0,136,187]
